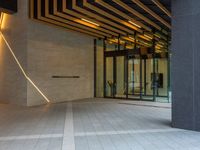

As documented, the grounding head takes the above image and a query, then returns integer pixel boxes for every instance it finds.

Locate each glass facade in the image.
[95,39,170,103]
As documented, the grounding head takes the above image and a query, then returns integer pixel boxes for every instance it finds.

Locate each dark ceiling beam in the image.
[0,0,17,14]
[94,0,152,32]
[49,0,112,37]
[30,0,104,38]
[71,0,130,35]
[131,0,171,29]
[151,0,172,18]
[58,0,120,36]
[63,2,126,36]
[82,0,143,33]
[110,0,161,31]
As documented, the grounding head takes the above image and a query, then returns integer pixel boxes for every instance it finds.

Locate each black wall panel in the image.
[0,0,17,14]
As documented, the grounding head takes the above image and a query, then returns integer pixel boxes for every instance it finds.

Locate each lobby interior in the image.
[1,0,200,150]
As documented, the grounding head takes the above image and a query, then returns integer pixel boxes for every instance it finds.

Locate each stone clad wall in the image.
[27,21,94,106]
[0,0,28,105]
[0,0,94,106]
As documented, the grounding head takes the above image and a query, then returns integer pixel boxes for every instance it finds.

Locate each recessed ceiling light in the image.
[81,18,100,27]
[128,20,141,28]
[128,36,135,41]
[144,34,153,40]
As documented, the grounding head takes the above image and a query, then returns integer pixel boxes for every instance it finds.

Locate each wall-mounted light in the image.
[81,18,100,27]
[128,20,141,28]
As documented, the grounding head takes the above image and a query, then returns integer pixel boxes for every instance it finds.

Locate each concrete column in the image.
[172,0,200,131]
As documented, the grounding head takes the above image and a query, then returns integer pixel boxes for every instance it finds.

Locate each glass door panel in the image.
[156,58,168,102]
[128,58,141,99]
[115,56,126,98]
[105,57,114,97]
[128,59,134,96]
[134,59,141,98]
[103,54,168,102]
[142,59,154,101]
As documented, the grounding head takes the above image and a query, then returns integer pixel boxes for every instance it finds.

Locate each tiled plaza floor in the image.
[0,98,200,150]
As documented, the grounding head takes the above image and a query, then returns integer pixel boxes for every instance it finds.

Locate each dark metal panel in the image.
[0,0,17,14]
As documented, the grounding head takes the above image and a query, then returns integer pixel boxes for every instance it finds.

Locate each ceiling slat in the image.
[71,0,134,35]
[151,0,171,18]
[34,0,104,38]
[60,0,121,36]
[112,0,161,31]
[95,0,152,32]
[131,0,171,29]
[48,0,111,37]
[82,0,143,33]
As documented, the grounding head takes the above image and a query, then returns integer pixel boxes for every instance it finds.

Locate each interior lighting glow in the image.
[0,13,4,28]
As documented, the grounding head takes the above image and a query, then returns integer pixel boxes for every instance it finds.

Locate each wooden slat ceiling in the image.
[30,0,171,50]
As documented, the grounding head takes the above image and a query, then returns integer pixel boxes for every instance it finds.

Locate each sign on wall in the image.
[0,0,17,14]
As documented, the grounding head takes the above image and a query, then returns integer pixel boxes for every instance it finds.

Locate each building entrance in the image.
[95,38,170,103]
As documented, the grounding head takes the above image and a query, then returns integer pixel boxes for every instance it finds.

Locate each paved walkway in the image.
[0,98,200,150]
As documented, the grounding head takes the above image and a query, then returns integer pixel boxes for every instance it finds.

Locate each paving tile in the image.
[0,99,200,150]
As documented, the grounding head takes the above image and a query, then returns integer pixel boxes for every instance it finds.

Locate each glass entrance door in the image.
[105,56,126,98]
[128,57,141,99]
[155,58,169,102]
[116,56,126,98]
[141,59,154,101]
[105,57,114,97]
[103,54,168,102]
[127,57,154,101]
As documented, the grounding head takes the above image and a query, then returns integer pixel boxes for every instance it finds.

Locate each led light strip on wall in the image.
[0,13,50,103]
[0,32,50,103]
[0,13,4,27]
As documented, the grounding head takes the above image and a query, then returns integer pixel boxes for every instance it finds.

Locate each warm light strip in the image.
[154,33,160,38]
[0,32,50,103]
[81,18,100,26]
[158,41,166,45]
[138,35,152,41]
[107,38,125,45]
[144,34,153,39]
[128,20,141,28]
[156,43,164,48]
[129,36,135,41]
[0,13,4,28]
